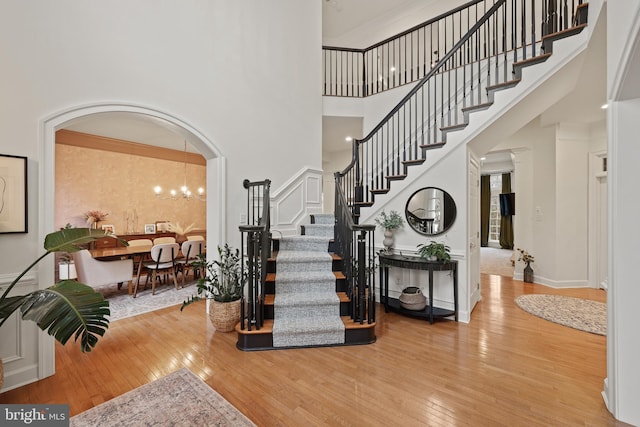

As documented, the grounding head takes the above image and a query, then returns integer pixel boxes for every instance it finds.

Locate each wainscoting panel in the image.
[0,273,41,392]
[270,167,323,236]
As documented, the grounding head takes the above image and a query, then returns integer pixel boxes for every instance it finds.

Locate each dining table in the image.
[90,245,154,288]
[90,244,205,293]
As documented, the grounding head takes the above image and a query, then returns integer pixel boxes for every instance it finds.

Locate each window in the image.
[488,174,502,243]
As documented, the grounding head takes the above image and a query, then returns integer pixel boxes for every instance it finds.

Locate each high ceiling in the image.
[322,0,429,43]
[63,2,606,157]
[64,1,431,154]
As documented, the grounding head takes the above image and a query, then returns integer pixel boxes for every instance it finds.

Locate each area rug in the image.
[94,279,199,321]
[480,247,514,277]
[515,294,607,335]
[70,368,255,426]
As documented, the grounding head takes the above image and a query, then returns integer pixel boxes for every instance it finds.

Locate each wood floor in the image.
[0,274,626,426]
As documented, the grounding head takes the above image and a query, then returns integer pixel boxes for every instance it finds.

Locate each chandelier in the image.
[153,140,205,201]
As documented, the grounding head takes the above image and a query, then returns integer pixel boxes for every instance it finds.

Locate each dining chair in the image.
[186,235,205,241]
[177,240,205,287]
[153,236,176,245]
[72,250,134,294]
[128,238,153,246]
[127,239,153,284]
[136,243,180,297]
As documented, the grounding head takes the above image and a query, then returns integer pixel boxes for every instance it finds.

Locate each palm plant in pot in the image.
[181,244,247,332]
[0,228,117,388]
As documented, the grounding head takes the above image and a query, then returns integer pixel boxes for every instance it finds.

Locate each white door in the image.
[468,157,481,303]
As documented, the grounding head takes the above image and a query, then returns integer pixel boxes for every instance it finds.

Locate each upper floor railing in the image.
[323,0,584,98]
[335,0,587,215]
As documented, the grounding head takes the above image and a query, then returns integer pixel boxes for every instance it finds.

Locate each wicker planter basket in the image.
[399,286,427,311]
[208,299,241,332]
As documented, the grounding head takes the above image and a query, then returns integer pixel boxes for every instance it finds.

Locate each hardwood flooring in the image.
[0,274,626,426]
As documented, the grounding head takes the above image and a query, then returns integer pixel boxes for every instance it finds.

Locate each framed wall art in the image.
[144,223,156,234]
[101,224,115,234]
[155,220,169,233]
[0,154,28,234]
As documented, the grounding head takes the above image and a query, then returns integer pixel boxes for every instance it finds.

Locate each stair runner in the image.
[271,214,344,347]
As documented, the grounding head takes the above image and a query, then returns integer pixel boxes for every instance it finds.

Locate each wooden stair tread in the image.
[370,188,390,194]
[486,79,521,92]
[513,53,551,68]
[236,317,376,335]
[542,23,587,42]
[264,292,350,305]
[266,271,345,282]
[419,141,446,150]
[269,251,342,261]
[440,123,467,132]
[462,102,493,113]
[386,174,407,181]
[401,159,425,166]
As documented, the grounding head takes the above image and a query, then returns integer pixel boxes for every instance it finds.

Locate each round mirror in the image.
[405,187,456,236]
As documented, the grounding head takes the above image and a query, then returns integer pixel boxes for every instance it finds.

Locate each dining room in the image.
[53,126,207,292]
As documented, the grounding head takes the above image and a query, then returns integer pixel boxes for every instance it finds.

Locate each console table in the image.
[379,253,458,324]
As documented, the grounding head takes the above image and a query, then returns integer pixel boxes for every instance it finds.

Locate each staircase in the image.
[236,1,591,350]
[237,213,376,351]
[333,1,590,218]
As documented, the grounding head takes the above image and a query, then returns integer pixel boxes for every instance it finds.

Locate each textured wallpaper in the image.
[55,144,207,235]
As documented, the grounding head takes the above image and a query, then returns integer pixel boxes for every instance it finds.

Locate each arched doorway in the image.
[38,103,226,378]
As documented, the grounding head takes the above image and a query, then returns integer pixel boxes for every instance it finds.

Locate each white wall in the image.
[359,144,469,321]
[555,123,590,285]
[489,119,605,289]
[0,0,321,390]
[606,1,640,423]
[491,121,557,284]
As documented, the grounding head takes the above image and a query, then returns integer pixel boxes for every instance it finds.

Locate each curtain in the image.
[499,173,514,249]
[480,175,491,247]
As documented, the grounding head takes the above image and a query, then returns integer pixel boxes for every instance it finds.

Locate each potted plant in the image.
[57,223,77,280]
[375,210,404,253]
[417,241,451,262]
[517,248,535,283]
[181,244,247,332]
[0,228,116,388]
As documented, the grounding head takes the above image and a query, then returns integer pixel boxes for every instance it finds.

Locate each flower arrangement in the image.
[167,221,195,236]
[374,210,404,231]
[517,248,535,264]
[83,210,109,225]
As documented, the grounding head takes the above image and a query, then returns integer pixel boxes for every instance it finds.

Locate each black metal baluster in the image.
[501,2,506,84]
[531,0,537,58]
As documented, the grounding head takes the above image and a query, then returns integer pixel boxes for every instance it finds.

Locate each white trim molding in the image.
[270,166,324,237]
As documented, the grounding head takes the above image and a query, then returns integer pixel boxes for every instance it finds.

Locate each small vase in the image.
[524,262,534,283]
[383,229,395,254]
